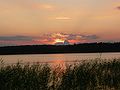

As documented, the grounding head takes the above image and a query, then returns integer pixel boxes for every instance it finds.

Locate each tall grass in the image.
[0,58,120,90]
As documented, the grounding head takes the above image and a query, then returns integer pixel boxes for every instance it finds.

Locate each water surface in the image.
[0,53,120,64]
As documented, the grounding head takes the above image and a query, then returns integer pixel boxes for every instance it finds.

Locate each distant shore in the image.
[0,42,120,55]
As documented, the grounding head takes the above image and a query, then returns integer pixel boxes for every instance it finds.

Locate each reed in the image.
[0,58,120,90]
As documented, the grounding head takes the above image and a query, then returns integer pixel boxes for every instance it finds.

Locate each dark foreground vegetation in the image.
[0,42,120,55]
[0,58,120,90]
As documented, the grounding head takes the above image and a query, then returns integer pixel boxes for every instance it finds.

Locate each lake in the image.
[0,52,120,64]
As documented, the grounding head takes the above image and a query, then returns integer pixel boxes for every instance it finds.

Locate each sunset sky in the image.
[0,0,120,46]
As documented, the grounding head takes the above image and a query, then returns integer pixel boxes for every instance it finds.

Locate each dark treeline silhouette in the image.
[0,42,120,55]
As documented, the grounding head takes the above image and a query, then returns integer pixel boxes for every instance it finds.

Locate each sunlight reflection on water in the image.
[0,53,120,65]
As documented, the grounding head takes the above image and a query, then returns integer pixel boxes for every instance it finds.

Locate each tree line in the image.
[0,42,120,55]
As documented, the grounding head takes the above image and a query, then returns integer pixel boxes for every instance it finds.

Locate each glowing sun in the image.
[55,39,64,43]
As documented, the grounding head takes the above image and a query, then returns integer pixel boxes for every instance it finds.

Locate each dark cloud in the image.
[80,35,99,40]
[58,33,99,40]
[67,34,78,40]
[0,36,34,41]
[0,34,99,42]
[116,6,120,10]
[0,43,16,47]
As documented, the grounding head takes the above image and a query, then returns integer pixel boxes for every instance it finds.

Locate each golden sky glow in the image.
[0,0,120,45]
[55,39,64,43]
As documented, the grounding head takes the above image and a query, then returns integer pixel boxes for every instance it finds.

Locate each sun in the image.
[55,39,64,43]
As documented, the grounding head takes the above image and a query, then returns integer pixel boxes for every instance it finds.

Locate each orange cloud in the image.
[32,3,55,10]
[55,17,72,20]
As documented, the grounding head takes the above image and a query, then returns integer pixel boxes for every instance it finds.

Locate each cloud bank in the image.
[0,33,100,46]
[0,36,34,41]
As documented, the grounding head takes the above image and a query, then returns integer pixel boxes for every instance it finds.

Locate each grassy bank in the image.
[0,58,120,90]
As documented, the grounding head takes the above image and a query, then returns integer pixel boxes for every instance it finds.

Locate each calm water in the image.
[0,53,120,64]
